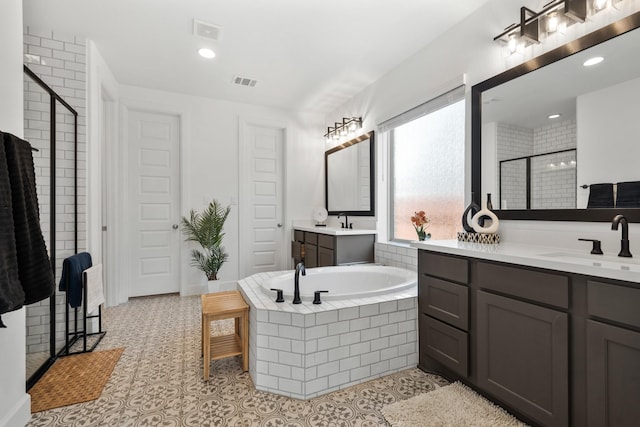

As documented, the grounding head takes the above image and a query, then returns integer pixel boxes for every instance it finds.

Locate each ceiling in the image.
[23,0,489,114]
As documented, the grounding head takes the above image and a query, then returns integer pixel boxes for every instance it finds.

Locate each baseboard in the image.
[0,393,31,427]
[181,283,208,296]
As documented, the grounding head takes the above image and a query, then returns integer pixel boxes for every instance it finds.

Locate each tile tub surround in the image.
[238,271,418,400]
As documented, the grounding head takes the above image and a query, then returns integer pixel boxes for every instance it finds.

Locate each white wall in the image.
[0,1,31,426]
[327,0,640,246]
[577,76,640,208]
[117,85,324,295]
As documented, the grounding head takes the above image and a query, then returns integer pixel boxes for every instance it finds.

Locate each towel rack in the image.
[60,270,106,356]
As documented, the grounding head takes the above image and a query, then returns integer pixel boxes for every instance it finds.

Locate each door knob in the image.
[172,224,179,230]
[277,223,283,228]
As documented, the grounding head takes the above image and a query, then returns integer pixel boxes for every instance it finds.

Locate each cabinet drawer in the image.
[419,276,469,331]
[304,232,317,245]
[418,251,469,284]
[318,234,335,249]
[477,261,569,309]
[588,281,640,329]
[294,230,304,242]
[420,314,468,377]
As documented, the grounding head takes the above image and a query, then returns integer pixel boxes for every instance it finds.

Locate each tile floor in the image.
[27,293,448,426]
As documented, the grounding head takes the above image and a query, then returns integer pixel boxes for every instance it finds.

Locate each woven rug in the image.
[382,381,529,427]
[29,347,124,413]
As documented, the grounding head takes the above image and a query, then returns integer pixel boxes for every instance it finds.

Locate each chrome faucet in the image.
[337,213,351,229]
[611,214,632,258]
[293,262,306,304]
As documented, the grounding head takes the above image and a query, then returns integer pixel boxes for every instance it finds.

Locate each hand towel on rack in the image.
[616,181,640,208]
[84,264,105,314]
[0,131,25,327]
[59,252,92,308]
[3,132,54,306]
[587,183,614,208]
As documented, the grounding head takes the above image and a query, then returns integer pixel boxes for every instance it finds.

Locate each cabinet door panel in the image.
[420,314,468,377]
[305,244,317,268]
[477,291,568,427]
[587,320,640,427]
[317,246,334,267]
[419,276,469,331]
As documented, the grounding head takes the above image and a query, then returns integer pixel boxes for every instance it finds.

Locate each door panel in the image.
[127,110,180,297]
[242,123,284,277]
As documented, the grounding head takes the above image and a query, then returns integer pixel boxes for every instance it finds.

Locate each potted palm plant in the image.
[181,199,231,289]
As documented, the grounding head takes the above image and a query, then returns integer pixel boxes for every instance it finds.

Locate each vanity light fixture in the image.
[324,117,362,143]
[495,0,623,55]
[198,48,216,59]
[548,113,562,119]
[583,56,604,66]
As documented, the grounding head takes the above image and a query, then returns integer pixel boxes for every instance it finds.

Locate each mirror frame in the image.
[325,130,375,217]
[472,11,640,222]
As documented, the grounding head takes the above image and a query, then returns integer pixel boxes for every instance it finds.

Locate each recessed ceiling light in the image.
[583,56,604,66]
[198,48,216,59]
[548,113,561,119]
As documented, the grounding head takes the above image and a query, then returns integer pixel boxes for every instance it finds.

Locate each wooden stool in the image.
[200,290,249,380]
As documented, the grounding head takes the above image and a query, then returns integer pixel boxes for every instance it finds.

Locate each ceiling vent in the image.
[193,19,222,41]
[233,76,258,87]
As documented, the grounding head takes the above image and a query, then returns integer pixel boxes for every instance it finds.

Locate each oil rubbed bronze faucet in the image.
[611,214,632,258]
[293,262,306,304]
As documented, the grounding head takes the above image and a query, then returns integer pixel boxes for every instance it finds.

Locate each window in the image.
[384,87,465,241]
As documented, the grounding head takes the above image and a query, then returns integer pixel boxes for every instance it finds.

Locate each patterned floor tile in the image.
[27,294,447,426]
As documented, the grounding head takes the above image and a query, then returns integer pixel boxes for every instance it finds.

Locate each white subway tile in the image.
[269,336,291,352]
[379,323,398,337]
[327,346,350,362]
[315,310,338,325]
[361,327,380,342]
[256,335,269,348]
[279,378,302,394]
[380,347,398,361]
[305,340,317,354]
[389,333,408,347]
[370,313,389,328]
[257,322,278,336]
[317,360,340,377]
[380,301,398,313]
[269,311,292,325]
[389,355,408,370]
[305,366,317,381]
[339,331,360,347]
[371,337,389,351]
[388,311,407,324]
[329,372,350,388]
[350,341,370,356]
[338,307,359,321]
[349,317,370,331]
[361,350,380,366]
[279,325,302,340]
[398,320,415,333]
[306,325,328,340]
[254,373,278,389]
[398,298,415,310]
[317,335,339,351]
[327,320,349,336]
[291,367,305,381]
[279,351,303,367]
[306,377,328,395]
[269,362,291,378]
[359,303,379,317]
[398,342,415,356]
[291,339,304,354]
[339,356,360,372]
[350,366,370,381]
[304,313,316,327]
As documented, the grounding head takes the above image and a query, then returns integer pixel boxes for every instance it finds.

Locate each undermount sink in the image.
[539,251,640,268]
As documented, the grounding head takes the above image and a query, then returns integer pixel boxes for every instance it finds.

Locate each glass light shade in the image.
[593,0,609,11]
[547,12,559,33]
[198,48,216,59]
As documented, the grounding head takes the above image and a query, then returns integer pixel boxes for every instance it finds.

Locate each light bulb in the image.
[547,12,559,33]
[583,56,604,66]
[593,0,608,11]
[507,34,518,54]
[198,48,216,59]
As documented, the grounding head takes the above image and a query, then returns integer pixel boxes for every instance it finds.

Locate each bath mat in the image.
[29,347,124,413]
[381,381,529,427]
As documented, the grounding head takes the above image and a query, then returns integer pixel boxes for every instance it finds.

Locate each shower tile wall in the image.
[374,243,417,272]
[23,27,87,377]
[497,120,576,209]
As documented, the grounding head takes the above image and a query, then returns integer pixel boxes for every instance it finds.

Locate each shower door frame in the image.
[24,65,78,390]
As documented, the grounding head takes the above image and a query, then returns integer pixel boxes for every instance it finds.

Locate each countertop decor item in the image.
[461,193,481,233]
[181,199,231,281]
[411,210,431,241]
[313,206,328,227]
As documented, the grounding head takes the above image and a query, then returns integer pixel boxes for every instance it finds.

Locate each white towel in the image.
[83,264,105,313]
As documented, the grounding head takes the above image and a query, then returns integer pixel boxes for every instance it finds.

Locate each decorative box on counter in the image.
[457,232,500,244]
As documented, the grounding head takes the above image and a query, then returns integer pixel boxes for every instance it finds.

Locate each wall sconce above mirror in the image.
[324,117,362,144]
[325,131,375,217]
[495,0,628,56]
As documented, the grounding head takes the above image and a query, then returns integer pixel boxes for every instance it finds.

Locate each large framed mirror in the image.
[325,131,375,216]
[472,11,640,222]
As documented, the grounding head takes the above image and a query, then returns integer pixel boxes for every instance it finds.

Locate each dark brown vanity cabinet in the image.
[291,229,374,267]
[418,252,470,377]
[586,281,640,427]
[418,249,640,427]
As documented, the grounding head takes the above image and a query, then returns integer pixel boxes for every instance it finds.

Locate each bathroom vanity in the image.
[292,226,375,267]
[413,240,640,427]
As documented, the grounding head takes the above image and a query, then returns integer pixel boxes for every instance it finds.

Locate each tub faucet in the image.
[611,214,632,258]
[293,262,306,304]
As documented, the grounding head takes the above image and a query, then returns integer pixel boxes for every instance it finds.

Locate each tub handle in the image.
[313,290,329,305]
[270,288,285,303]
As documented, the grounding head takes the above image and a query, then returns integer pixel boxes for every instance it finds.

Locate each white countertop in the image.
[410,240,640,284]
[294,225,377,236]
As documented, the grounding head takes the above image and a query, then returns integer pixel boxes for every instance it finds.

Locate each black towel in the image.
[587,183,614,208]
[4,132,55,306]
[616,181,640,208]
[0,131,25,327]
[59,252,92,308]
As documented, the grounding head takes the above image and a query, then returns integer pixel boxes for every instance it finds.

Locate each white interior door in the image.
[241,122,285,278]
[126,110,180,297]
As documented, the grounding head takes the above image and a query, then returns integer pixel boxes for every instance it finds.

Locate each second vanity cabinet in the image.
[292,229,374,267]
[418,248,640,427]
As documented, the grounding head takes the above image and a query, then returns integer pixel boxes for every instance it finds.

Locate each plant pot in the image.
[207,279,221,293]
